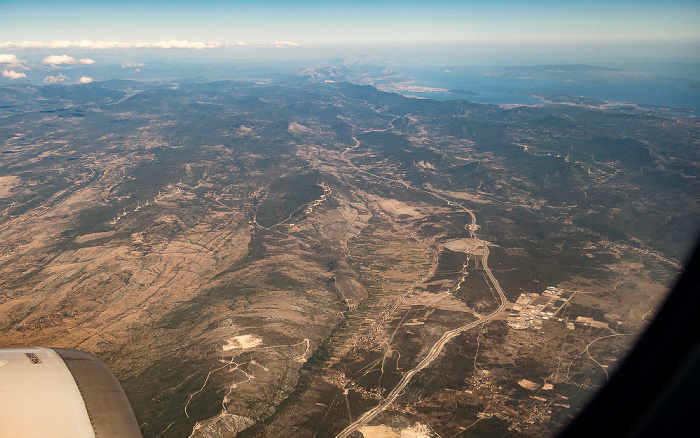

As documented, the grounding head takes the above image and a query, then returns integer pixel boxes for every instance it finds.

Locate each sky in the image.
[1,0,699,82]
[2,0,699,44]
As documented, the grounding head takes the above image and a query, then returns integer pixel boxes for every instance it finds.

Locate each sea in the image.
[395,66,700,115]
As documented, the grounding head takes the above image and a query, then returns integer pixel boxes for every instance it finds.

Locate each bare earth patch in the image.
[0,175,19,198]
[366,195,424,218]
[222,334,263,352]
[359,422,434,438]
[443,238,481,252]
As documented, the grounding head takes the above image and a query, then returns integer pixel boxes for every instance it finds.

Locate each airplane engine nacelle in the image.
[0,347,141,438]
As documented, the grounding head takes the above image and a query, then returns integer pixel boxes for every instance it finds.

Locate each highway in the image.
[336,142,508,437]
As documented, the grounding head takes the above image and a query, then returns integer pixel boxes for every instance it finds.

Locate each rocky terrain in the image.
[0,77,697,437]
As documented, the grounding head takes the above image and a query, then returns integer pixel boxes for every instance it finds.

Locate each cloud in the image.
[0,54,27,70]
[136,40,221,49]
[43,74,67,84]
[223,41,265,48]
[0,40,125,49]
[78,76,93,84]
[0,41,73,49]
[0,40,223,50]
[77,40,132,49]
[42,55,96,66]
[122,62,145,68]
[271,41,301,48]
[2,70,26,79]
[43,55,74,65]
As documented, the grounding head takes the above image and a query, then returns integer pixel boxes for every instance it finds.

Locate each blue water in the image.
[398,67,700,114]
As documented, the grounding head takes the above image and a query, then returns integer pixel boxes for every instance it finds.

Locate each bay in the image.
[397,66,700,114]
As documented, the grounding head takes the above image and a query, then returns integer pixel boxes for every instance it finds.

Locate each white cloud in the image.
[0,54,18,63]
[1,40,225,50]
[271,41,301,48]
[77,40,132,49]
[43,55,74,65]
[43,74,67,84]
[2,70,26,79]
[224,41,265,48]
[42,55,96,66]
[78,76,93,84]
[0,40,120,49]
[43,41,72,48]
[0,54,27,70]
[0,41,38,49]
[122,61,146,68]
[136,40,221,49]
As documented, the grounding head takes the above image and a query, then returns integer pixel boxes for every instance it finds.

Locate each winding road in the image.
[335,137,508,438]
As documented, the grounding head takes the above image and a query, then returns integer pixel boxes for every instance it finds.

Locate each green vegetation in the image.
[255,171,323,228]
